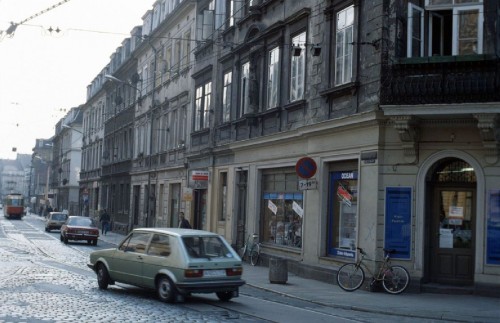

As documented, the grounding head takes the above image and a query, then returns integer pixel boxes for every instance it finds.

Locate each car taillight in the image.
[226,267,243,276]
[184,269,203,278]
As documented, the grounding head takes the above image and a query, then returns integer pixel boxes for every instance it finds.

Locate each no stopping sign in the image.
[295,157,317,179]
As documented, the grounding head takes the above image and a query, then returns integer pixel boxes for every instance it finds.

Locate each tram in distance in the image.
[3,193,25,219]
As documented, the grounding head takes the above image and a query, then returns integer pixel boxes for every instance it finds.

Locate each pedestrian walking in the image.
[100,209,110,235]
[178,212,191,229]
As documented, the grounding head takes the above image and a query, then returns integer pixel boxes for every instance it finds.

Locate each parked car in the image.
[87,228,245,303]
[60,216,99,245]
[45,212,68,232]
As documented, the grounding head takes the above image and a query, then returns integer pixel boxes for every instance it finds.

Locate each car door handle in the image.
[137,255,143,260]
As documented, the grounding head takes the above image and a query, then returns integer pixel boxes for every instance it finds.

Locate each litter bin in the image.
[269,257,288,284]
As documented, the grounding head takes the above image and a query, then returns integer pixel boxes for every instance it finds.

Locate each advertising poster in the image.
[384,187,412,259]
[487,190,500,265]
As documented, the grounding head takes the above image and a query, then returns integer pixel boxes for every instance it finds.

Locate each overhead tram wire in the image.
[0,0,72,39]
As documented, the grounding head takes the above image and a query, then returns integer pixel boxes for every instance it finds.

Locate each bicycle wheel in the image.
[382,265,410,294]
[337,263,365,291]
[250,244,260,266]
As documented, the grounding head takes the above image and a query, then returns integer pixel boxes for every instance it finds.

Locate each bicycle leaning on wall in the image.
[239,233,261,266]
[336,247,410,294]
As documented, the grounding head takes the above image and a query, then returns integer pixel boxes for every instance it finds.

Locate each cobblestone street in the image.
[0,217,256,323]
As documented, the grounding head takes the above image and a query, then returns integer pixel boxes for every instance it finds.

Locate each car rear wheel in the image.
[96,263,110,290]
[157,276,176,303]
[216,291,234,302]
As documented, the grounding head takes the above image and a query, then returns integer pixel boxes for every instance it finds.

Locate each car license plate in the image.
[204,270,226,277]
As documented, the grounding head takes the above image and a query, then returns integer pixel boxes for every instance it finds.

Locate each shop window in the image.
[261,169,303,248]
[327,171,358,258]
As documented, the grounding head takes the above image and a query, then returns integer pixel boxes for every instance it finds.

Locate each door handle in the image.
[137,255,143,260]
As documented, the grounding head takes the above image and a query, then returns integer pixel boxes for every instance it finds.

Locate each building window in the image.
[219,172,227,221]
[222,70,232,123]
[178,105,186,147]
[226,0,234,28]
[408,4,424,58]
[195,82,212,131]
[197,1,214,43]
[261,168,303,248]
[335,5,354,86]
[175,40,182,75]
[290,31,306,102]
[407,1,483,57]
[327,170,358,257]
[163,47,171,80]
[239,62,249,118]
[267,46,280,109]
[183,31,191,70]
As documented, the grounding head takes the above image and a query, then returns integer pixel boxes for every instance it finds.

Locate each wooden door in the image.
[430,188,475,285]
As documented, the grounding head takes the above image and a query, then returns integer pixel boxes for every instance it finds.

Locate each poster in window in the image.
[487,190,500,265]
[384,187,412,259]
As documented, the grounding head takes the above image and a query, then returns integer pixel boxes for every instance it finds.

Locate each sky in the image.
[0,0,156,159]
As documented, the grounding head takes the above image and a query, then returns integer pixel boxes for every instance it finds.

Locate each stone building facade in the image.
[71,0,500,294]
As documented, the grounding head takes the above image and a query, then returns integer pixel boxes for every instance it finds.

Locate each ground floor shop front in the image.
[209,112,500,295]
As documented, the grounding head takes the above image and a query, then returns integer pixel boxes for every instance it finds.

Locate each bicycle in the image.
[239,233,261,266]
[336,247,410,294]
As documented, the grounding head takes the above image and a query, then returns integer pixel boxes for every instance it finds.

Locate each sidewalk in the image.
[98,230,500,323]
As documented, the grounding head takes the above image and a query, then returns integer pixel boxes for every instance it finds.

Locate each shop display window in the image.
[261,169,303,248]
[328,171,358,257]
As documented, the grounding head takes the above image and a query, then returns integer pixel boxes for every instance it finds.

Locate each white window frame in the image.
[334,5,354,86]
[203,82,211,129]
[194,82,212,131]
[411,1,484,57]
[267,46,280,110]
[452,5,483,55]
[222,70,232,123]
[290,32,306,102]
[407,3,424,58]
[240,62,249,118]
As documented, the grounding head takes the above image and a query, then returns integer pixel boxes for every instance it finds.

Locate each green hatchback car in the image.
[87,228,245,303]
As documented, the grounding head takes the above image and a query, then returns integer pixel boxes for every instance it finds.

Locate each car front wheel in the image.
[216,291,234,302]
[97,263,110,290]
[157,276,176,303]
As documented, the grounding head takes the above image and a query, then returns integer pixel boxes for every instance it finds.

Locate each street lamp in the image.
[62,124,83,134]
[104,74,141,94]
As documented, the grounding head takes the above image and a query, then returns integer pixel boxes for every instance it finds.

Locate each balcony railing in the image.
[381,55,500,105]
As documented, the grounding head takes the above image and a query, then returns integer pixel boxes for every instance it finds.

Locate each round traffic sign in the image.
[295,157,317,179]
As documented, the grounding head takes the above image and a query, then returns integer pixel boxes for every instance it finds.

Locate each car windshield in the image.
[182,236,234,259]
[68,217,95,227]
[51,213,67,221]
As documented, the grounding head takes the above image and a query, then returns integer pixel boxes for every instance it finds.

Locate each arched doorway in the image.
[426,158,476,285]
